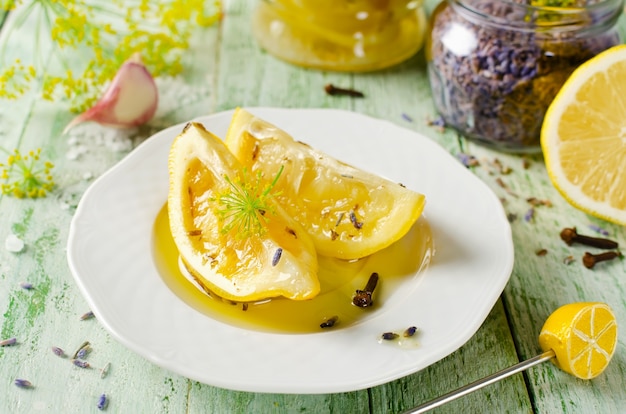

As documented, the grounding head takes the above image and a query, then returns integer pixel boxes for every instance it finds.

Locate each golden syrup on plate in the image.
[152,205,433,334]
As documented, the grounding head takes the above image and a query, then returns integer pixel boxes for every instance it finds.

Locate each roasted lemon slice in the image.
[225,109,426,260]
[167,122,319,302]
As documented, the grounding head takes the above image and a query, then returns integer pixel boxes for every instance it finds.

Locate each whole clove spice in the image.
[352,272,379,308]
[582,251,622,269]
[560,227,618,249]
[324,83,365,98]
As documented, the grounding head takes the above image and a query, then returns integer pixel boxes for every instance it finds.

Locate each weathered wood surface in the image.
[0,0,624,413]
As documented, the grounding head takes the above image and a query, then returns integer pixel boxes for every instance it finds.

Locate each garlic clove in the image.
[63,53,158,133]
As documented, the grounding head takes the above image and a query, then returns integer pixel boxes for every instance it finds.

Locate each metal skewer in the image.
[402,350,556,414]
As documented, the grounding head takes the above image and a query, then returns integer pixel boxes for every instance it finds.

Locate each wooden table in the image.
[1,1,624,412]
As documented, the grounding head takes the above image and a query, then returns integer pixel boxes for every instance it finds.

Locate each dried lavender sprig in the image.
[19,282,34,290]
[457,153,479,168]
[72,341,91,359]
[524,208,535,222]
[14,378,33,388]
[404,326,418,337]
[76,345,91,360]
[80,311,95,320]
[588,224,609,236]
[271,248,282,267]
[97,393,108,410]
[72,359,91,369]
[0,337,17,346]
[381,332,399,340]
[320,315,338,328]
[51,346,66,357]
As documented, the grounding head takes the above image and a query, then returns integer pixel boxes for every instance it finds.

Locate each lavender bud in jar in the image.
[426,0,622,152]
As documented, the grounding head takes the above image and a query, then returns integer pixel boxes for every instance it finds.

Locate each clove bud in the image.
[352,272,379,308]
[560,227,618,249]
[582,251,622,269]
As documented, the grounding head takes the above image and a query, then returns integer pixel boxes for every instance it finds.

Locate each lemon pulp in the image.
[541,44,626,225]
[154,205,433,334]
[225,108,426,260]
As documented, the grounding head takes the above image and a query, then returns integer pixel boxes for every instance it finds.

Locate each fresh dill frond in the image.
[0,0,222,111]
[0,148,55,198]
[216,165,284,238]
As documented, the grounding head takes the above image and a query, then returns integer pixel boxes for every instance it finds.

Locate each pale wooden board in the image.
[1,0,625,412]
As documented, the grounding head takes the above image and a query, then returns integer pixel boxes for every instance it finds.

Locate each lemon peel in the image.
[541,44,626,225]
[225,108,426,260]
[167,122,319,302]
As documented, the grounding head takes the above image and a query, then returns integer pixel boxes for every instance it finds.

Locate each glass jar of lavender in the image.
[427,0,623,152]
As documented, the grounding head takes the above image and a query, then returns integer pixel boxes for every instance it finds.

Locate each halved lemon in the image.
[539,302,617,379]
[224,108,426,260]
[167,122,319,302]
[541,44,626,225]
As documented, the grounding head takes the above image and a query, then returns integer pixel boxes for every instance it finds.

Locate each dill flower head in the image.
[216,166,284,238]
[0,148,55,198]
[0,0,222,112]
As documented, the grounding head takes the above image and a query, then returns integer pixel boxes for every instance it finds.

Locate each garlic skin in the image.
[63,53,158,133]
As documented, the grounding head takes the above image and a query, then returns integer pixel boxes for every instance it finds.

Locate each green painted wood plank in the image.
[1,0,625,412]
[370,300,532,414]
[461,132,626,413]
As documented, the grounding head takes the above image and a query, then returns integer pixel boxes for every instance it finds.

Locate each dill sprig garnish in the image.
[216,165,284,238]
[0,0,222,112]
[0,148,55,198]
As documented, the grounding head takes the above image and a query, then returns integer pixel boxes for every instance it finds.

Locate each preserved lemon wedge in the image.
[167,122,319,302]
[225,109,426,260]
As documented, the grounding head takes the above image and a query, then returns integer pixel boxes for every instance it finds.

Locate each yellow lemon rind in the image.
[541,44,626,226]
[224,108,427,260]
[167,122,320,302]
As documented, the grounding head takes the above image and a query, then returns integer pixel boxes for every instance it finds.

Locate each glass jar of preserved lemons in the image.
[427,0,623,152]
[252,0,427,72]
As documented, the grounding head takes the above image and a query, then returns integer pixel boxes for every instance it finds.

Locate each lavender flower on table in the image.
[72,359,90,369]
[76,345,91,360]
[80,310,95,320]
[0,337,17,346]
[524,208,535,222]
[51,346,66,357]
[19,282,34,290]
[97,393,108,410]
[588,224,609,236]
[14,379,33,388]
[457,153,480,168]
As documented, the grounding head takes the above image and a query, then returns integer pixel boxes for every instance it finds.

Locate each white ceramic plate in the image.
[67,108,513,394]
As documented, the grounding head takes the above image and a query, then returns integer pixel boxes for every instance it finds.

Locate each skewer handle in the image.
[402,350,556,414]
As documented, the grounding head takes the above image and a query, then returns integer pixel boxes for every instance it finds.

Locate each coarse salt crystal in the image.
[5,234,25,253]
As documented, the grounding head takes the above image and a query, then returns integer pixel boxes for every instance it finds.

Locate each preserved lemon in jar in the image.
[252,0,427,72]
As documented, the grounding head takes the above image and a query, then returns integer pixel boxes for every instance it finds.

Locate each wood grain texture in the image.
[1,0,625,413]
